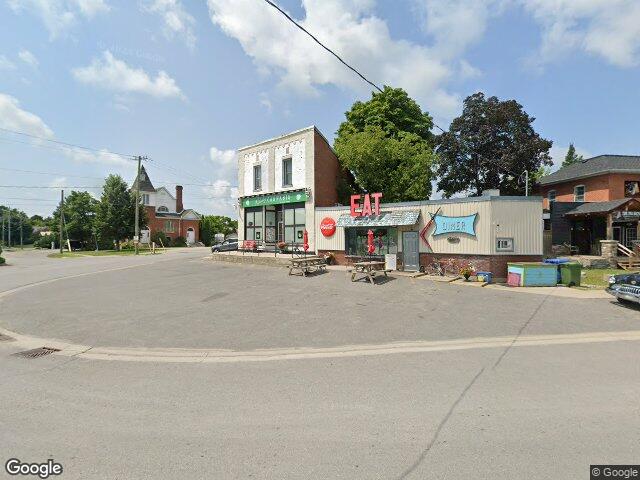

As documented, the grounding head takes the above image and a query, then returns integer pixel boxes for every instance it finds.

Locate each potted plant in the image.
[277,241,287,253]
[460,264,474,281]
[324,252,335,265]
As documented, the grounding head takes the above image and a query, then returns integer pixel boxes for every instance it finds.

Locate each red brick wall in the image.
[144,209,199,242]
[313,130,341,207]
[538,173,640,209]
[318,249,542,279]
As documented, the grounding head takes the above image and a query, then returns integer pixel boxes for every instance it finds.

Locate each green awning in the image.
[336,210,420,228]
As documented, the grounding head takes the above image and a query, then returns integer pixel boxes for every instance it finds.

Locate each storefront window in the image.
[283,202,305,244]
[245,207,263,241]
[345,228,398,256]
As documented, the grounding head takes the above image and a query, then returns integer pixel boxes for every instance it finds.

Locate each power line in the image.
[0,185,103,189]
[0,167,105,180]
[261,0,383,93]
[0,127,137,160]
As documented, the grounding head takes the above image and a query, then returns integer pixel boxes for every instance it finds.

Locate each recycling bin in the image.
[560,262,582,287]
[543,258,569,283]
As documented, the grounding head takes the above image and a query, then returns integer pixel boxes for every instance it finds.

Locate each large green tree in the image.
[200,215,238,246]
[95,175,146,247]
[436,92,553,197]
[51,191,99,248]
[335,86,436,201]
[0,206,33,246]
[562,143,583,167]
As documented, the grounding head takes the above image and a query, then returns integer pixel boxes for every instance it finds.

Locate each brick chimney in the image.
[176,185,183,212]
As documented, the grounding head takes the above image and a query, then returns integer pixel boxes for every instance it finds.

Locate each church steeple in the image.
[131,165,155,192]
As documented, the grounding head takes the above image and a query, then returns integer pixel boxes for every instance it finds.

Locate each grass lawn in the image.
[47,250,162,258]
[580,268,631,288]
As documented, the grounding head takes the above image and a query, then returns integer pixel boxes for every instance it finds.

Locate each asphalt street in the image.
[0,249,638,479]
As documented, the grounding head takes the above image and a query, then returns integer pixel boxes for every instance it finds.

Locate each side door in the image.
[402,231,420,272]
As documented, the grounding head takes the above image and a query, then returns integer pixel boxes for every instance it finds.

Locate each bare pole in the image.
[134,155,141,255]
[59,190,64,255]
[525,170,529,197]
[7,207,10,248]
[19,215,23,249]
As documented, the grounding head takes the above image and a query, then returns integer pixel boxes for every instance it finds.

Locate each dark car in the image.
[211,239,238,253]
[607,271,640,306]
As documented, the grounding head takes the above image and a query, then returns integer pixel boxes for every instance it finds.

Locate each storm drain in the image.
[0,333,15,342]
[12,347,60,359]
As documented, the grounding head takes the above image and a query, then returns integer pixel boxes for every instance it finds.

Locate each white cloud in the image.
[48,176,67,188]
[259,92,273,113]
[72,51,185,99]
[0,93,54,138]
[200,179,238,217]
[519,0,640,69]
[63,147,132,167]
[142,0,196,49]
[0,55,16,71]
[209,146,236,167]
[207,0,460,121]
[7,0,110,39]
[18,49,39,68]
[549,144,591,170]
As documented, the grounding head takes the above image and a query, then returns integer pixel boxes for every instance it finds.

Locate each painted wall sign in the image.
[320,217,336,237]
[350,192,382,217]
[433,213,478,236]
[242,191,308,208]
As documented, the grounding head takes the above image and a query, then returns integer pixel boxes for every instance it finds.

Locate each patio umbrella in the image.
[303,229,309,257]
[367,229,375,256]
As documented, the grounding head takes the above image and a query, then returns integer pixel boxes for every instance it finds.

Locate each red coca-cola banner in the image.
[320,217,336,237]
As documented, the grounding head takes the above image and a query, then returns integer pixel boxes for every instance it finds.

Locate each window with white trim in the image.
[164,220,175,233]
[282,158,293,187]
[157,206,168,212]
[141,193,150,205]
[253,165,262,191]
[496,237,514,252]
[574,185,585,202]
[547,190,556,203]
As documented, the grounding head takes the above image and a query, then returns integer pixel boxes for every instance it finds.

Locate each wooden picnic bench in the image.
[350,261,391,285]
[288,256,327,277]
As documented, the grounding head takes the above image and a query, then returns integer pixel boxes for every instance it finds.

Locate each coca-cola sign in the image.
[320,217,336,237]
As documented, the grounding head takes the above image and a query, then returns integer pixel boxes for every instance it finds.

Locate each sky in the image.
[1,0,639,218]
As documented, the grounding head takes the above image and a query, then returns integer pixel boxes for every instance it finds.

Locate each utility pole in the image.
[19,215,23,249]
[1,212,4,247]
[525,170,529,197]
[134,155,141,255]
[7,207,11,248]
[59,190,64,255]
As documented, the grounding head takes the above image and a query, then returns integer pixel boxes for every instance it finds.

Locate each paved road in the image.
[1,250,638,479]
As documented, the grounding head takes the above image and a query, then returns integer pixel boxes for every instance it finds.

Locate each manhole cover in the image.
[0,333,15,342]
[12,347,60,358]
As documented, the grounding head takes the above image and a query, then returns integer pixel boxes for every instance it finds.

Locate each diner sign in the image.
[433,213,477,236]
[350,193,383,217]
[242,191,308,208]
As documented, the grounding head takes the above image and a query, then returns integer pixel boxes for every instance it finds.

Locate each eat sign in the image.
[350,193,382,217]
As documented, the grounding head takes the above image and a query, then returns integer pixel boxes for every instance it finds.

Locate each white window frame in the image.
[164,220,175,233]
[157,206,168,212]
[574,185,585,202]
[547,190,556,203]
[253,165,262,192]
[141,193,150,205]
[496,237,514,252]
[282,157,293,187]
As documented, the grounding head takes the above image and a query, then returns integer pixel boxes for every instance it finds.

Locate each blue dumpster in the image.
[475,271,493,284]
[543,258,569,283]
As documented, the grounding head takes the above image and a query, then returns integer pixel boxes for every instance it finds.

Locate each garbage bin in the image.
[560,262,582,287]
[475,271,493,284]
[543,258,569,283]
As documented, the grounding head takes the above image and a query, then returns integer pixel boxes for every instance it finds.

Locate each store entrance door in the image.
[403,231,420,272]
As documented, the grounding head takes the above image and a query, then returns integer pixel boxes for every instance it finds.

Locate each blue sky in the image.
[1,0,639,218]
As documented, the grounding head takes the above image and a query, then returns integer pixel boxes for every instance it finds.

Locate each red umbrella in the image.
[367,229,375,255]
[303,229,309,254]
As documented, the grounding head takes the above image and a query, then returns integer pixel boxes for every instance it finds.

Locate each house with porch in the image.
[537,155,640,267]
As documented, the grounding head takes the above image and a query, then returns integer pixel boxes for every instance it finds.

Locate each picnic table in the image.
[288,256,327,277]
[350,261,390,285]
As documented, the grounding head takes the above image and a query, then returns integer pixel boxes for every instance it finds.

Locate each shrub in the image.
[33,234,56,249]
[151,231,169,247]
[0,256,5,265]
[119,240,136,251]
[173,236,187,247]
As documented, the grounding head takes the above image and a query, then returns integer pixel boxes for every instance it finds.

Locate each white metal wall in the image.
[315,197,543,255]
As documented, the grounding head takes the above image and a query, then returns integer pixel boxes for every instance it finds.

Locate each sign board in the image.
[320,217,336,237]
[350,193,382,217]
[242,191,308,208]
[433,213,477,236]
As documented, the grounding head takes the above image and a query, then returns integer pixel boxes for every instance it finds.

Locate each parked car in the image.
[607,271,640,306]
[211,239,238,253]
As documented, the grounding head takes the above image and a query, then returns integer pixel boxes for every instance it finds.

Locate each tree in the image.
[562,143,583,167]
[200,215,238,246]
[51,191,98,248]
[335,86,436,201]
[436,92,553,197]
[335,126,435,202]
[95,175,147,248]
[0,206,32,246]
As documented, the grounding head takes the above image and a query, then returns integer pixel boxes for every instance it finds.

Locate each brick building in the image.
[537,155,640,254]
[237,126,345,251]
[132,165,201,245]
